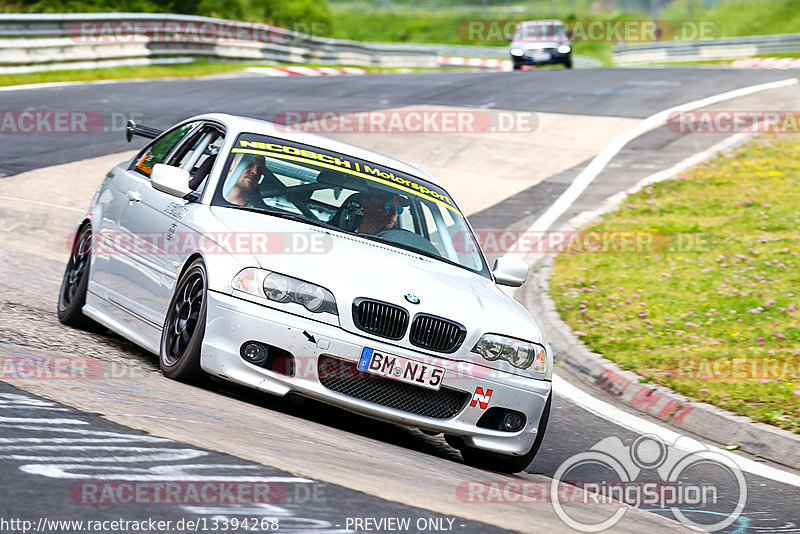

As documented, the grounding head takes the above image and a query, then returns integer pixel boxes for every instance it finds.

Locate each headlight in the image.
[472,334,546,374]
[232,268,338,315]
[557,44,571,54]
[262,273,292,303]
[510,48,524,56]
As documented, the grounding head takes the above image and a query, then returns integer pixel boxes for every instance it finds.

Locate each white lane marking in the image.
[553,374,800,488]
[0,446,209,462]
[0,437,165,444]
[499,77,799,264]
[22,463,315,482]
[0,79,131,92]
[0,195,84,213]
[245,67,291,77]
[0,406,71,411]
[0,417,87,424]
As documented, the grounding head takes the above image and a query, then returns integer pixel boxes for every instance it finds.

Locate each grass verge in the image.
[0,61,428,88]
[549,134,800,433]
[0,61,257,87]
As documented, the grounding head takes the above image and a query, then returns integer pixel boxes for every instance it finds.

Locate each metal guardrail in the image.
[0,13,601,74]
[613,32,800,65]
[391,43,602,69]
[0,13,441,73]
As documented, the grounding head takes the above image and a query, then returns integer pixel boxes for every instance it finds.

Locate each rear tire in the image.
[460,393,551,473]
[159,259,208,382]
[57,224,93,327]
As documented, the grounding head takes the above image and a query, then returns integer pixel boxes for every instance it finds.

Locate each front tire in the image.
[57,224,93,327]
[160,259,208,382]
[460,393,552,473]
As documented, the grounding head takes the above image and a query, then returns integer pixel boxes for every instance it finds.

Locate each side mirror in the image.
[151,164,192,198]
[492,258,529,287]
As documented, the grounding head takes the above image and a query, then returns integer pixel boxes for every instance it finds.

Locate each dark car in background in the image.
[509,19,572,69]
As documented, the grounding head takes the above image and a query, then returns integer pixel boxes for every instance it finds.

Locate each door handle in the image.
[127,190,142,202]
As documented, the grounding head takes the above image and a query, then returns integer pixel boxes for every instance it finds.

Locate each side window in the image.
[132,121,200,178]
[174,127,224,179]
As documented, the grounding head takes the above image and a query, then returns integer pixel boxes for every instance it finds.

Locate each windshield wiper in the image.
[233,206,340,232]
[356,233,488,274]
[356,234,444,261]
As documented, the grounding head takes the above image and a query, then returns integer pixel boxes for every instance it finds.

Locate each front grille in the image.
[352,298,409,340]
[317,356,469,419]
[409,314,466,353]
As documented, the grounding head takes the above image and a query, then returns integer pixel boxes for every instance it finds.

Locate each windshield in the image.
[212,133,489,277]
[514,22,568,42]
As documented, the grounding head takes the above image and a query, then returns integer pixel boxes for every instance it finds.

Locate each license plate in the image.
[357,347,445,391]
[532,52,550,61]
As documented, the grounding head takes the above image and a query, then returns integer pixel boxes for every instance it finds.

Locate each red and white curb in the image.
[732,57,800,69]
[438,56,512,71]
[246,66,367,77]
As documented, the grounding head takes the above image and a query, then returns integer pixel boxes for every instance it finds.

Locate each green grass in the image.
[0,61,424,88]
[327,0,800,66]
[549,135,800,433]
[328,7,617,65]
[0,61,258,87]
[660,0,800,38]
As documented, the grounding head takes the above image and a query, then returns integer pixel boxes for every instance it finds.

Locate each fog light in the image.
[503,412,525,432]
[241,341,268,365]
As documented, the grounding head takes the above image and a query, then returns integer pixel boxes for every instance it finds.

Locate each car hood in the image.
[210,207,544,347]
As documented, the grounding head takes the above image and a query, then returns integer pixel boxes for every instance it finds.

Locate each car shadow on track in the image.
[206,378,467,465]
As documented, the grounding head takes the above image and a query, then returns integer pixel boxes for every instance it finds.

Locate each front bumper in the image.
[512,51,571,66]
[202,291,551,455]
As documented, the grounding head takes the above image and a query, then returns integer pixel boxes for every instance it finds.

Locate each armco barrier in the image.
[613,32,800,65]
[0,13,439,73]
[0,13,601,74]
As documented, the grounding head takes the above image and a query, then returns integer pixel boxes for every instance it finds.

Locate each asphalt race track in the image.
[1,67,799,533]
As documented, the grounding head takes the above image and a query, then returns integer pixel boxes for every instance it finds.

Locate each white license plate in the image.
[531,52,550,61]
[357,347,445,391]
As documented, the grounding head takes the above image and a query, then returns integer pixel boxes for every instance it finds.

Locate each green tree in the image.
[263,0,332,36]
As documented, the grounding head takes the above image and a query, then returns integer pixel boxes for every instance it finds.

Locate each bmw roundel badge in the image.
[404,294,420,304]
